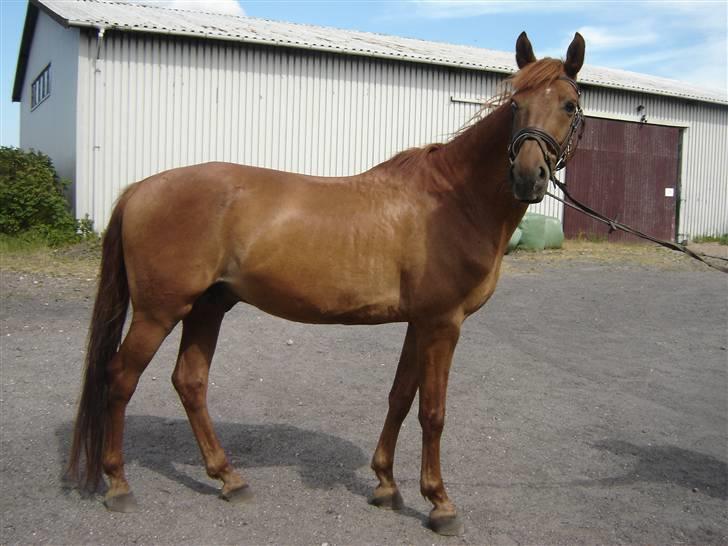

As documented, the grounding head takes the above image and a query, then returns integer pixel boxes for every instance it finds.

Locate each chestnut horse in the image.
[69,32,585,535]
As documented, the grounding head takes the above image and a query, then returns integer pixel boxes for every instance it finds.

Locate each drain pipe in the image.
[95,26,106,60]
[91,25,106,223]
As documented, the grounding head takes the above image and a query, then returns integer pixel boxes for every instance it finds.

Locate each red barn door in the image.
[563,117,680,242]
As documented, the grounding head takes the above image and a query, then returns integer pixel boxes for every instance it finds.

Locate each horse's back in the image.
[119,162,420,323]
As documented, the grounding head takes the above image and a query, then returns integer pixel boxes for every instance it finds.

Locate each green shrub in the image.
[0,146,95,246]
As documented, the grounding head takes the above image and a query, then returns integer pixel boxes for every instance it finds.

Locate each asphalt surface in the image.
[1,257,726,545]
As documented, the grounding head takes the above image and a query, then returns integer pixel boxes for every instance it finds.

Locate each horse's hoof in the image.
[368,489,404,510]
[221,484,254,504]
[428,513,464,536]
[103,492,139,513]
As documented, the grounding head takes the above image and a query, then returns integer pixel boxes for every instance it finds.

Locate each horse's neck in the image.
[436,104,528,240]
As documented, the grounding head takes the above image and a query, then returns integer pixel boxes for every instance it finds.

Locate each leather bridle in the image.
[507,76,584,183]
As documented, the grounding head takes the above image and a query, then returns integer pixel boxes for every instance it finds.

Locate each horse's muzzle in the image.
[508,136,552,203]
[509,164,549,204]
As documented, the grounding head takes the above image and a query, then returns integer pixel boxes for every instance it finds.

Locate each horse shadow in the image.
[56,416,368,495]
[55,416,428,524]
[570,439,727,500]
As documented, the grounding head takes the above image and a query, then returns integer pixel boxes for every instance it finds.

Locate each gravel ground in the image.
[1,246,726,545]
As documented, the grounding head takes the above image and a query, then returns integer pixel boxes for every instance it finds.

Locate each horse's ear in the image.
[564,32,585,78]
[515,31,536,69]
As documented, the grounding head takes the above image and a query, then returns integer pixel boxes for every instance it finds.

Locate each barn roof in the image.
[13,0,728,105]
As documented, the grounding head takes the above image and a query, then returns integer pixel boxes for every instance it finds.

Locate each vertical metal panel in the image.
[76,31,726,239]
[77,32,500,227]
[75,30,92,223]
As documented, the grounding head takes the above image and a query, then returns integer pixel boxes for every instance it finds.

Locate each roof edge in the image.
[578,77,728,107]
[16,0,728,107]
[91,30,728,107]
[12,0,76,102]
[11,2,40,102]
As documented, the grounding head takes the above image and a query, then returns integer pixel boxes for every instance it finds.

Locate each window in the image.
[31,64,51,110]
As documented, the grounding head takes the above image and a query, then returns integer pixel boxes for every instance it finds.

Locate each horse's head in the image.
[508,32,585,203]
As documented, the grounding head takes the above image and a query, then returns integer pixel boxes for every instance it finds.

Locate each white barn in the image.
[13,0,728,240]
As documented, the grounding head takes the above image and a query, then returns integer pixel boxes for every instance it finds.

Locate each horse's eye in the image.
[511,101,519,112]
[564,101,576,115]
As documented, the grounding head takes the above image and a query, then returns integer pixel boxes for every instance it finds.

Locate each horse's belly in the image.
[223,187,416,324]
[230,264,405,325]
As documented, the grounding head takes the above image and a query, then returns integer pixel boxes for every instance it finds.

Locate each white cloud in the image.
[410,0,726,96]
[571,8,727,96]
[409,0,724,24]
[409,0,574,19]
[576,25,658,50]
[130,0,245,16]
[596,38,728,96]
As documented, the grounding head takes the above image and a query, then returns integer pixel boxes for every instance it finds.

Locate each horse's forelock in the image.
[507,58,565,96]
[456,59,566,135]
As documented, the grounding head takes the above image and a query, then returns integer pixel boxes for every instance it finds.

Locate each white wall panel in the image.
[77,32,504,228]
[76,30,726,239]
[19,11,79,187]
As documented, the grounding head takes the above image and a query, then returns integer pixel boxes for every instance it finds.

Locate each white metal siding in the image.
[76,31,567,229]
[19,11,79,186]
[77,31,506,228]
[76,30,726,237]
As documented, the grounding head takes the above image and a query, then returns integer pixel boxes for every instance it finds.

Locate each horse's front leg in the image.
[370,323,418,510]
[417,318,463,536]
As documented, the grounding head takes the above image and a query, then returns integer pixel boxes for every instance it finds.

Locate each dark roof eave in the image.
[12,2,39,102]
[12,0,72,103]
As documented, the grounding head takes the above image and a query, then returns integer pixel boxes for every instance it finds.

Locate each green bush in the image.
[0,146,94,246]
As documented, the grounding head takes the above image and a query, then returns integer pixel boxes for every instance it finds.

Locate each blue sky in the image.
[2,0,726,147]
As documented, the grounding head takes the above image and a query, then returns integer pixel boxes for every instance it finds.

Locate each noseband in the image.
[507,76,584,182]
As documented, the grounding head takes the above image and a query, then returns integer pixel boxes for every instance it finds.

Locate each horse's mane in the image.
[377,144,443,173]
[457,58,566,132]
[375,58,566,177]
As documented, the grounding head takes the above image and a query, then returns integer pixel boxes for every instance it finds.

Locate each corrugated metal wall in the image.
[76,30,564,229]
[77,30,726,238]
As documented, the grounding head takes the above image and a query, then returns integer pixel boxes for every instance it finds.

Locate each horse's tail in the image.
[68,186,135,490]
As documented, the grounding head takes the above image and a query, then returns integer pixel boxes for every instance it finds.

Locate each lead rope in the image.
[546,178,728,274]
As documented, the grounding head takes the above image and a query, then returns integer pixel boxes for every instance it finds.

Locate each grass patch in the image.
[502,238,708,273]
[692,234,728,245]
[573,231,609,243]
[0,231,54,253]
[0,234,101,278]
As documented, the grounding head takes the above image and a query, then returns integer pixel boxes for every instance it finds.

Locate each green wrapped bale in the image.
[506,227,522,254]
[543,216,564,249]
[518,213,547,250]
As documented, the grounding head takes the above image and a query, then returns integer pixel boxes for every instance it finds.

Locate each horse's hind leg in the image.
[370,323,418,510]
[172,293,250,502]
[103,314,173,512]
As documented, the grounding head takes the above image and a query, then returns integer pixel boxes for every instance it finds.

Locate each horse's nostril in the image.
[538,166,547,180]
